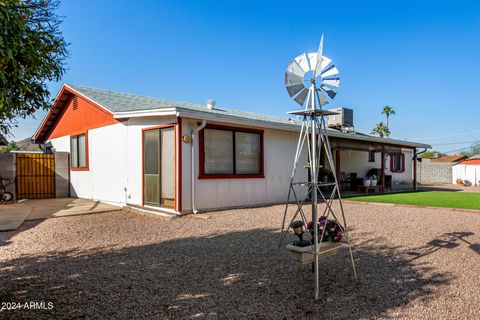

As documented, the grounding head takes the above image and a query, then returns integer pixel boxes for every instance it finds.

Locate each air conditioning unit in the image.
[327,107,354,129]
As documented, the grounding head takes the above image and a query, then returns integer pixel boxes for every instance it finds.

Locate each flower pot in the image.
[363,179,371,187]
[286,241,342,264]
[370,179,377,186]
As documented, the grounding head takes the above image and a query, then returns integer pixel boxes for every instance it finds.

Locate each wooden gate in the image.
[16,153,55,199]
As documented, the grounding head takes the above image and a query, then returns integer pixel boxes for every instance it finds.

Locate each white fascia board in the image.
[112,108,177,119]
[176,108,300,133]
[33,84,70,140]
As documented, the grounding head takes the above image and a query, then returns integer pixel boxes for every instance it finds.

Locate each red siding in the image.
[458,159,480,165]
[47,95,118,140]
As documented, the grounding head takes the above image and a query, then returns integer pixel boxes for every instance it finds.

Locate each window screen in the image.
[391,153,404,172]
[204,129,234,174]
[202,128,262,176]
[70,133,87,168]
[70,136,78,168]
[235,132,261,174]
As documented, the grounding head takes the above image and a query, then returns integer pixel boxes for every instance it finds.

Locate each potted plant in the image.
[286,216,344,264]
[363,176,371,187]
[370,174,377,186]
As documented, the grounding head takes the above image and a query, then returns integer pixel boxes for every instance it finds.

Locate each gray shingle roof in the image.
[67,84,295,126]
[66,84,430,149]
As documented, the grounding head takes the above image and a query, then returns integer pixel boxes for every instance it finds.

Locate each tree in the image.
[381,106,396,129]
[0,0,68,136]
[371,122,390,138]
[419,151,446,159]
[0,141,19,152]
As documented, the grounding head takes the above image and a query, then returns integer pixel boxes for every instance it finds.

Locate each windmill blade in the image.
[321,65,339,78]
[316,89,329,106]
[287,59,306,78]
[322,78,340,88]
[286,83,305,97]
[285,71,303,85]
[319,56,332,72]
[293,88,309,105]
[320,85,337,99]
[307,53,319,73]
[314,35,324,77]
[294,53,311,73]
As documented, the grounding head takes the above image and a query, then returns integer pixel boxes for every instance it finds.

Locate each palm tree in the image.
[381,106,396,128]
[371,122,390,138]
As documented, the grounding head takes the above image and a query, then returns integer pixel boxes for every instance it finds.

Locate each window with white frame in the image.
[70,133,87,169]
[201,127,263,177]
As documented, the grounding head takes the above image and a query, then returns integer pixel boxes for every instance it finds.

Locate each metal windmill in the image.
[280,34,357,300]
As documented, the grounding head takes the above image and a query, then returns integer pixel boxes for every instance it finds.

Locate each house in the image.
[417,154,468,185]
[33,84,430,214]
[431,154,468,163]
[452,155,480,186]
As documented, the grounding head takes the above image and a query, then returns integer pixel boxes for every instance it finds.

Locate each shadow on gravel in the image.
[407,231,480,259]
[0,229,452,319]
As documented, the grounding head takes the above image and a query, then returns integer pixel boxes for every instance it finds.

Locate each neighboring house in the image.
[33,84,430,214]
[431,155,468,163]
[452,155,480,186]
[417,154,468,185]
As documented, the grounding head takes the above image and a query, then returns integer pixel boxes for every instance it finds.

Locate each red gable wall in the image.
[48,94,119,140]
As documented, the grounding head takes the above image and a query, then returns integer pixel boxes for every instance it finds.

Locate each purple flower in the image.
[334,229,343,242]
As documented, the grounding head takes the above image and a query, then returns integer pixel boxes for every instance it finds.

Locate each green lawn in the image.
[347,191,480,210]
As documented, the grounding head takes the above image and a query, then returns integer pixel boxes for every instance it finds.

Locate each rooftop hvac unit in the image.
[327,107,353,129]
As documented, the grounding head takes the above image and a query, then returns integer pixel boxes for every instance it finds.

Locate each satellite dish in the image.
[285,34,340,107]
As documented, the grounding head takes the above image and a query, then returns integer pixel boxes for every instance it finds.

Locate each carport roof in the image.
[34,84,431,149]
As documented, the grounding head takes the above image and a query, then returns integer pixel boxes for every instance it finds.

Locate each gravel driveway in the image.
[0,202,479,319]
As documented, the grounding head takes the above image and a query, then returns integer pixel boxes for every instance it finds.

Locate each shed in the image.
[452,156,480,186]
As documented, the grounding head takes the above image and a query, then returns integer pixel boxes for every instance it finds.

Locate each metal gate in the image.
[16,153,55,199]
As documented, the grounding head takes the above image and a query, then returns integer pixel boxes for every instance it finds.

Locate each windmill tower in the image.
[280,35,357,300]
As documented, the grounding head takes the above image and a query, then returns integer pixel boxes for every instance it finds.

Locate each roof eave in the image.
[112,108,177,119]
[176,108,431,149]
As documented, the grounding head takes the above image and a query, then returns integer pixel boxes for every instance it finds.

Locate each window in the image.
[200,126,263,178]
[390,153,405,172]
[70,133,88,169]
[368,150,375,162]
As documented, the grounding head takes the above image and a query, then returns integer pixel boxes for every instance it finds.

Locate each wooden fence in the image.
[16,153,56,199]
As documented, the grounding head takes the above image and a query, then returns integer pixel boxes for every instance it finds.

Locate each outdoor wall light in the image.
[290,220,310,247]
[182,135,192,143]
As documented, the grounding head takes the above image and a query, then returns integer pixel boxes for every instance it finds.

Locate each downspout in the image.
[413,147,428,190]
[191,120,207,214]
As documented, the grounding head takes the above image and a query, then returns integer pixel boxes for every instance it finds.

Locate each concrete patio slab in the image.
[0,202,32,231]
[0,198,121,231]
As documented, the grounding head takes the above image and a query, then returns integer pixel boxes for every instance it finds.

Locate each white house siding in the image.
[181,118,307,212]
[48,123,128,204]
[48,115,417,212]
[388,149,414,189]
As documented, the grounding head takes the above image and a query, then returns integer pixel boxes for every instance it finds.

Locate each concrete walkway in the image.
[0,198,121,231]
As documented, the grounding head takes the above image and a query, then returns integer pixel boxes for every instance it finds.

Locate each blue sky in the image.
[14,0,480,153]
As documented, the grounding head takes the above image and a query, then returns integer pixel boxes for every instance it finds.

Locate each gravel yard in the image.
[0,202,479,319]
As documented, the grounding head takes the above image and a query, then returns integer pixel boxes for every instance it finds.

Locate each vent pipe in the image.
[206,99,215,110]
